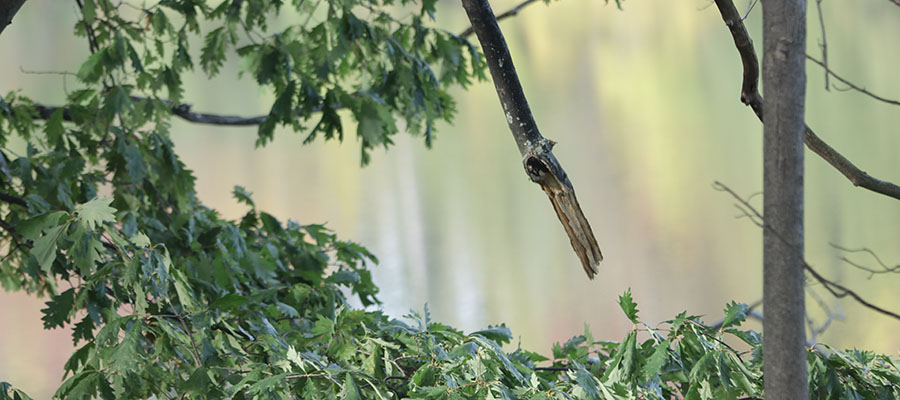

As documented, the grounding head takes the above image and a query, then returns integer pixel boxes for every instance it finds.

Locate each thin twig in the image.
[741,0,759,20]
[18,67,77,76]
[285,372,327,379]
[713,181,900,322]
[712,0,900,203]
[805,287,843,345]
[74,0,99,54]
[814,0,828,90]
[459,0,539,37]
[533,366,571,371]
[830,243,900,278]
[286,371,341,386]
[805,55,900,106]
[0,218,29,248]
[176,314,204,368]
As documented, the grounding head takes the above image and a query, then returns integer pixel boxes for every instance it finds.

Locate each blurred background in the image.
[2,0,899,397]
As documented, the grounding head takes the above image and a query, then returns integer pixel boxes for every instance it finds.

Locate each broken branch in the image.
[461,0,603,279]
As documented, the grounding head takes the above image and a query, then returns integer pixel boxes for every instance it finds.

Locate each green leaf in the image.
[247,373,290,395]
[81,0,96,22]
[356,97,393,147]
[23,194,51,215]
[41,288,76,329]
[172,269,195,310]
[341,373,362,400]
[102,86,132,116]
[642,339,669,379]
[471,325,513,345]
[211,293,248,310]
[44,108,65,147]
[74,197,116,230]
[411,365,437,387]
[108,325,143,372]
[0,382,35,400]
[130,232,151,247]
[618,288,640,324]
[32,223,66,273]
[123,142,146,183]
[602,330,637,385]
[77,50,105,83]
[569,364,602,399]
[183,367,210,394]
[232,185,255,207]
[689,352,716,382]
[720,302,748,329]
[716,352,733,392]
[200,27,228,75]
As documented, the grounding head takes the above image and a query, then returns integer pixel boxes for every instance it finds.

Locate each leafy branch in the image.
[19,0,545,129]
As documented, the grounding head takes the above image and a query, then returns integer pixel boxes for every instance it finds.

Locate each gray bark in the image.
[761,0,809,399]
[0,0,27,37]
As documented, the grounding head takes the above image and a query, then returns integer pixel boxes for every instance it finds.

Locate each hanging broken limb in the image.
[460,0,603,279]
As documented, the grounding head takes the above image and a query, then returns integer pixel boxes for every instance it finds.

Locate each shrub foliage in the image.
[0,1,898,399]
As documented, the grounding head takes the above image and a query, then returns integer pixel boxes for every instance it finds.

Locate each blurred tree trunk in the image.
[761,0,808,398]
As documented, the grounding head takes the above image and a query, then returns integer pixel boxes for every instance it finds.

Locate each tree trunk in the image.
[761,0,808,398]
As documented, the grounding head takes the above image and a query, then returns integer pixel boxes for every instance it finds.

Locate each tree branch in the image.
[459,0,540,37]
[714,181,900,322]
[461,0,603,279]
[0,0,26,37]
[29,99,273,126]
[20,0,545,126]
[805,55,900,106]
[168,102,269,125]
[813,0,829,90]
[74,0,99,55]
[713,0,900,203]
[830,243,900,277]
[0,192,27,207]
[805,287,843,346]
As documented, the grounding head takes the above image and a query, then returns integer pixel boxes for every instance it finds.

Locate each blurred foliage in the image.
[0,0,899,398]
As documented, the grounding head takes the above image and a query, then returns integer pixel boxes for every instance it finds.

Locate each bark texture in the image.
[461,0,602,279]
[761,0,809,398]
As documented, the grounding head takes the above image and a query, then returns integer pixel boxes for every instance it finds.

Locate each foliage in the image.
[0,0,898,399]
